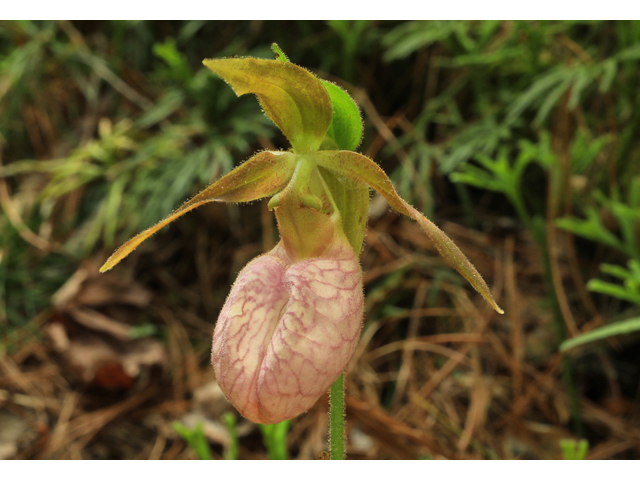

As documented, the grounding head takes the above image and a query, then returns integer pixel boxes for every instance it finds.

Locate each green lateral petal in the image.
[313,151,504,314]
[100,151,295,272]
[320,81,363,152]
[203,58,332,153]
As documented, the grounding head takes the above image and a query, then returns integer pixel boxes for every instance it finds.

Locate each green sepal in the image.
[267,44,363,152]
[312,150,504,314]
[203,57,332,154]
[100,151,296,272]
[320,80,363,152]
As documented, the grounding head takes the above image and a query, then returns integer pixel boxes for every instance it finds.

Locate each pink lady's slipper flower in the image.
[100,50,502,425]
[212,226,363,424]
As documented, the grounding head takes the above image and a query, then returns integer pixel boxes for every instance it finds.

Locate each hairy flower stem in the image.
[329,373,345,460]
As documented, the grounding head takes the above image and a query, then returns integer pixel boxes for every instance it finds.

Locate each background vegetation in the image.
[1,20,639,459]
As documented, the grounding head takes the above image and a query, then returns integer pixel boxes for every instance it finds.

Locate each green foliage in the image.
[557,179,640,351]
[450,139,542,226]
[259,420,290,460]
[383,20,481,62]
[321,21,640,365]
[172,421,213,460]
[175,415,291,460]
[561,260,640,351]
[560,438,589,460]
[379,20,640,201]
[0,232,74,337]
[557,182,640,262]
[588,260,640,304]
[222,412,240,460]
[561,316,640,352]
[2,22,275,243]
[0,21,276,328]
[418,22,640,431]
[326,20,372,83]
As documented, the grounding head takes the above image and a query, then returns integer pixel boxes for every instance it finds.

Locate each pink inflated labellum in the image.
[212,237,363,424]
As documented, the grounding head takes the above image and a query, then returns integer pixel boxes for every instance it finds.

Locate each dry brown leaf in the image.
[46,314,165,390]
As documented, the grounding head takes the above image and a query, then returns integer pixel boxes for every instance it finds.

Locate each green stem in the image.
[329,373,345,459]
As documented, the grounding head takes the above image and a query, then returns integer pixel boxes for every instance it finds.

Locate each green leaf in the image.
[586,279,640,304]
[560,439,589,460]
[313,150,504,314]
[560,317,640,351]
[615,43,640,61]
[382,21,461,62]
[599,262,635,280]
[203,57,332,153]
[259,420,290,460]
[599,59,617,93]
[320,80,363,151]
[222,413,239,460]
[567,68,591,109]
[586,260,640,304]
[100,151,296,272]
[506,67,567,124]
[556,209,626,253]
[533,76,573,126]
[172,422,213,460]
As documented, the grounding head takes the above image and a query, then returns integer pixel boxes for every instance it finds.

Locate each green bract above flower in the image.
[320,80,363,151]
